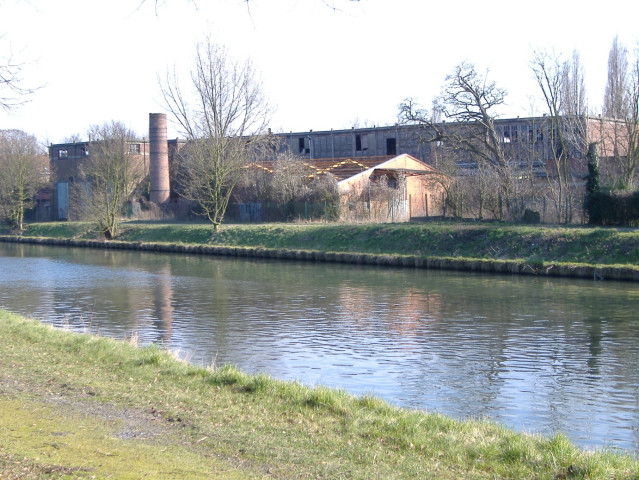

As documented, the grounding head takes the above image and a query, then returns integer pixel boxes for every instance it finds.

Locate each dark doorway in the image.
[386,138,397,155]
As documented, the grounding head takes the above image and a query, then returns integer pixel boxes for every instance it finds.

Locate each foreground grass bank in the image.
[1,311,637,479]
[3,221,639,280]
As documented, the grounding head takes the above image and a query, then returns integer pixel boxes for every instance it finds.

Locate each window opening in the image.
[386,138,396,155]
[503,126,511,143]
[298,137,310,154]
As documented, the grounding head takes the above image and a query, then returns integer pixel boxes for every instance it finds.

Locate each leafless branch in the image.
[0,45,36,111]
[160,38,272,229]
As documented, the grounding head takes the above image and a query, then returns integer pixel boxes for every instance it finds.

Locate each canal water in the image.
[1,242,638,452]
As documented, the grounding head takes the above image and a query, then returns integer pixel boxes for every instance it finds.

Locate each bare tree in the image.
[603,36,628,119]
[562,50,588,117]
[307,173,340,219]
[79,121,145,239]
[601,36,630,187]
[624,47,639,188]
[269,153,343,220]
[599,37,639,189]
[0,129,47,232]
[438,62,509,170]
[161,39,272,230]
[234,150,341,221]
[235,159,274,205]
[62,133,84,144]
[560,50,588,156]
[271,152,311,209]
[400,62,515,219]
[530,49,587,223]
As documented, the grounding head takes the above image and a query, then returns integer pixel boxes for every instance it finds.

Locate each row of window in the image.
[57,146,88,158]
[294,127,549,156]
[56,144,142,158]
[501,124,581,144]
[501,125,544,143]
[297,135,397,156]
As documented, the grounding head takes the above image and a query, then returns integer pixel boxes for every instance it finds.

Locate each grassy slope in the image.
[10,221,639,267]
[1,311,638,479]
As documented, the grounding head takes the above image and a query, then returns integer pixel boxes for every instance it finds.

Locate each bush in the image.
[588,190,639,226]
[522,209,540,224]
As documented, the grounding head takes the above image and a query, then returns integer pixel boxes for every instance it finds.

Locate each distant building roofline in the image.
[276,114,617,137]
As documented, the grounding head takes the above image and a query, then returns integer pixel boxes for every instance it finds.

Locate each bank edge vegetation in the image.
[2,221,638,282]
[2,311,638,479]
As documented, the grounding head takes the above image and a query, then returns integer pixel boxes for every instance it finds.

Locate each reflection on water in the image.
[1,242,639,451]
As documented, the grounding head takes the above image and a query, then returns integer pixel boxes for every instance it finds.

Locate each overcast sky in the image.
[1,0,638,145]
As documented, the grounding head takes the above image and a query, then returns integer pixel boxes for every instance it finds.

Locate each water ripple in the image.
[1,243,639,451]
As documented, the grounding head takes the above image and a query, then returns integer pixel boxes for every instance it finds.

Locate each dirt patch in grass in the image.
[1,358,175,442]
[0,447,90,479]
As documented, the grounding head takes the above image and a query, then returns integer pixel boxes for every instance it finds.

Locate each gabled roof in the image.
[244,154,443,184]
[303,156,394,180]
[337,153,440,186]
[244,156,395,180]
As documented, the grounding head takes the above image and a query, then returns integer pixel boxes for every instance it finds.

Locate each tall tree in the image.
[0,129,46,232]
[624,47,639,188]
[603,35,628,119]
[560,50,588,156]
[600,37,639,189]
[531,49,584,223]
[79,121,145,239]
[160,39,272,230]
[561,50,588,117]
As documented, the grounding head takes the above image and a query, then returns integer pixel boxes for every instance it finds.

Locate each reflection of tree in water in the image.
[585,316,603,374]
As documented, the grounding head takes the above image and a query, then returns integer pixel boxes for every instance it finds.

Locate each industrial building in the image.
[46,113,623,223]
[275,115,617,168]
[48,114,185,220]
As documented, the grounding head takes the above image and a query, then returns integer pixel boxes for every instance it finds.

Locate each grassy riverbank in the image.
[6,220,639,268]
[2,310,638,479]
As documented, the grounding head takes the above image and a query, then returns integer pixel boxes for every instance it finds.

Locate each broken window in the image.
[355,134,369,152]
[386,138,396,155]
[129,143,141,154]
[503,126,511,143]
[298,137,310,154]
[58,149,68,158]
